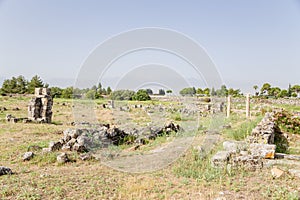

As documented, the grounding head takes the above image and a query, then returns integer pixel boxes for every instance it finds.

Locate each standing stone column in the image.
[28,88,53,123]
[110,100,115,109]
[226,95,231,118]
[246,94,250,118]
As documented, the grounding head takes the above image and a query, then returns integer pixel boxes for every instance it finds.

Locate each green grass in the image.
[223,117,262,140]
[273,103,300,112]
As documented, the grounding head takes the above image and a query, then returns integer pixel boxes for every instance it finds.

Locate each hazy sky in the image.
[0,0,300,93]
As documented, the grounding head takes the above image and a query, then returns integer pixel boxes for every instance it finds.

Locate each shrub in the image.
[110,90,135,100]
[274,110,300,134]
[132,89,151,101]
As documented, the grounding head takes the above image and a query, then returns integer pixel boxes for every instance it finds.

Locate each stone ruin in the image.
[36,121,182,163]
[28,88,53,123]
[211,112,280,171]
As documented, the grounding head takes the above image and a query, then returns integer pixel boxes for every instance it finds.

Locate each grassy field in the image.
[0,96,300,199]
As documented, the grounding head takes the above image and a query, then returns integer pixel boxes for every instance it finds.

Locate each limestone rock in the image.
[49,141,63,151]
[80,153,96,161]
[57,153,69,164]
[249,143,276,159]
[211,151,231,167]
[0,166,12,176]
[23,151,34,161]
[72,143,87,153]
[271,167,285,178]
[232,155,263,171]
[66,138,76,147]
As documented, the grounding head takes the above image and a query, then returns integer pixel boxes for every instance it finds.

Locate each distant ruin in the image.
[28,88,53,123]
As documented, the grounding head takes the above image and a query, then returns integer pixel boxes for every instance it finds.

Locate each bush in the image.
[61,87,74,99]
[179,87,196,96]
[132,89,151,101]
[274,110,300,134]
[85,89,96,99]
[110,90,135,100]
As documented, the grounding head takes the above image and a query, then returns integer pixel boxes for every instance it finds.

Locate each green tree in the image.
[158,89,165,96]
[166,89,172,94]
[132,89,151,101]
[146,89,153,95]
[110,90,135,100]
[85,89,96,99]
[269,87,281,97]
[1,76,28,94]
[260,83,271,95]
[61,87,74,99]
[211,87,216,96]
[15,75,28,94]
[28,75,45,94]
[51,87,63,98]
[196,88,203,95]
[216,85,228,97]
[253,85,259,96]
[228,88,242,97]
[107,86,112,95]
[1,77,17,93]
[292,85,300,97]
[278,89,288,98]
[288,83,292,97]
[179,87,196,96]
[203,88,210,96]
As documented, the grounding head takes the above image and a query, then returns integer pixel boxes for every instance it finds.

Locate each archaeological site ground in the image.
[1,92,300,200]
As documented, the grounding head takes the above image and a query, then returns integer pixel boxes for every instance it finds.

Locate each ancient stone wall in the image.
[247,112,277,144]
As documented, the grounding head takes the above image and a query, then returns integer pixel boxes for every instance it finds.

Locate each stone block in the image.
[211,151,231,167]
[249,143,276,159]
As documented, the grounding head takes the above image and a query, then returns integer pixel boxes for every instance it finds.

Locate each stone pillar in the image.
[246,94,250,118]
[226,95,231,118]
[111,100,115,109]
[28,88,53,123]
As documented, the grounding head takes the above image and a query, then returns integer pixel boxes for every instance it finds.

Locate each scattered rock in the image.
[0,107,7,111]
[49,141,63,151]
[211,151,231,167]
[79,153,96,161]
[271,167,285,178]
[0,166,12,176]
[46,122,183,162]
[23,152,34,161]
[72,143,87,153]
[57,153,69,164]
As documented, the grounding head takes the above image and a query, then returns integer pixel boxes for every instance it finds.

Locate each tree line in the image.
[179,85,242,97]
[1,75,299,99]
[254,83,300,98]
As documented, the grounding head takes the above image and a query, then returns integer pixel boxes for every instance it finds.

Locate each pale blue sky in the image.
[0,0,300,93]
